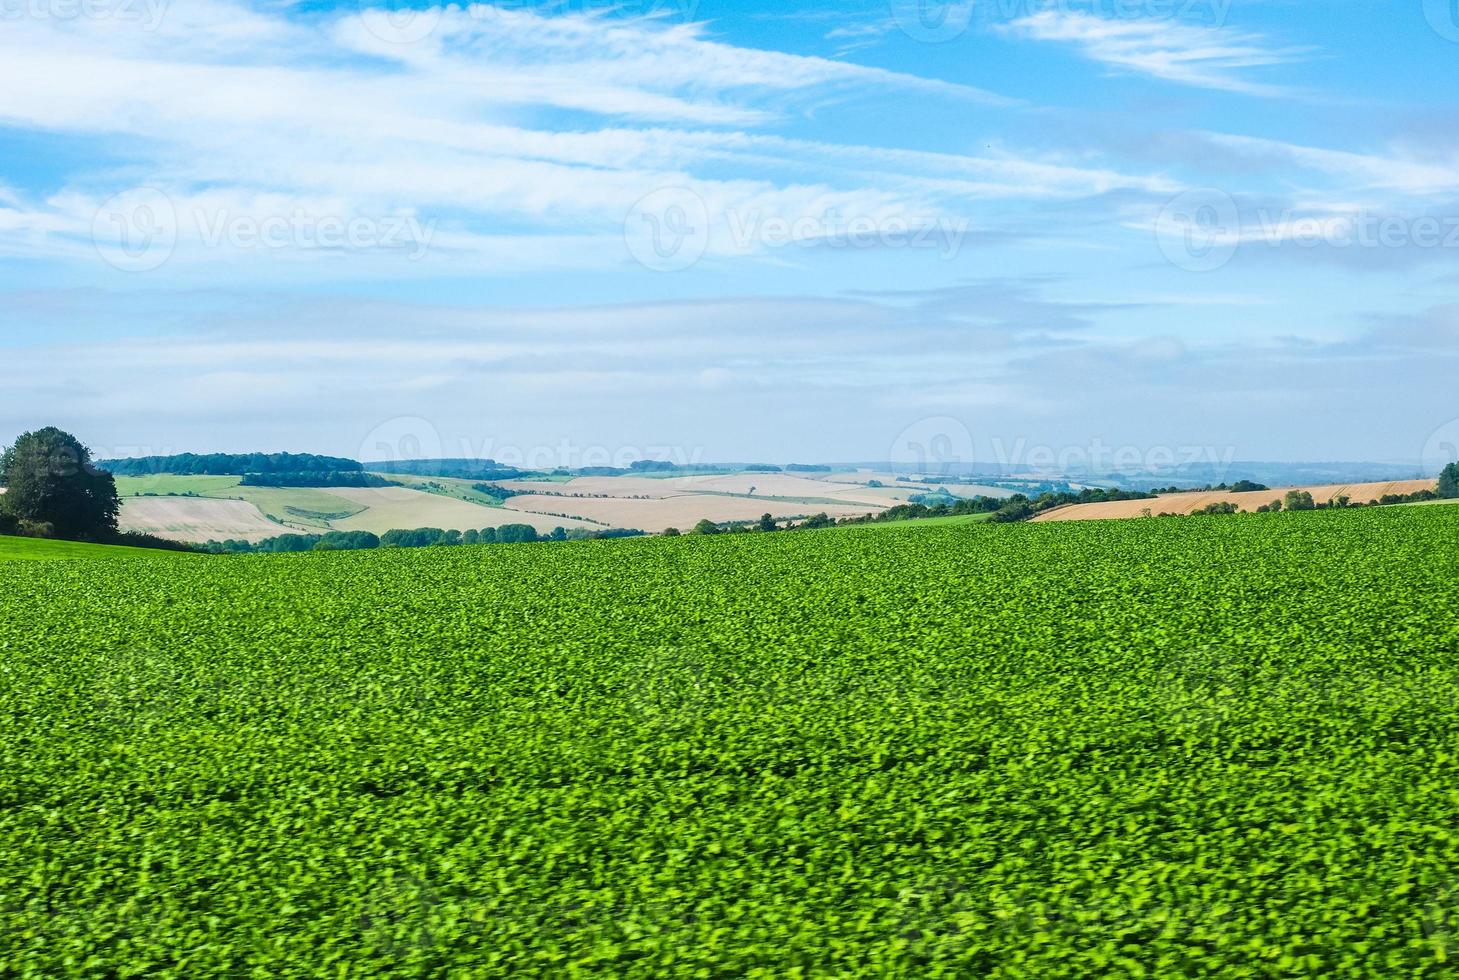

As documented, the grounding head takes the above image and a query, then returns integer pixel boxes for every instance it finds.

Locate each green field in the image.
[0,535,181,561]
[831,511,996,530]
[113,475,244,497]
[3,509,1458,975]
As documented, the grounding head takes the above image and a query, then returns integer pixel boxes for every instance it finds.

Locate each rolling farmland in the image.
[1033,480,1440,522]
[109,470,957,542]
[4,507,1458,975]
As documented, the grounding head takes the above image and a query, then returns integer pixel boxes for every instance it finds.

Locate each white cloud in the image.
[1004,11,1308,96]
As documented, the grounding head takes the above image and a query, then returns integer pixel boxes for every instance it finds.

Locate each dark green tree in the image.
[0,428,120,539]
[1284,489,1316,511]
[691,519,719,535]
[1440,462,1459,499]
[756,513,778,533]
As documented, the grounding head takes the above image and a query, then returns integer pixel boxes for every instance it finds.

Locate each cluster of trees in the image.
[100,453,362,476]
[1,428,122,541]
[470,483,516,502]
[1148,480,1270,494]
[1442,463,1459,499]
[240,471,391,488]
[206,523,645,553]
[365,459,531,480]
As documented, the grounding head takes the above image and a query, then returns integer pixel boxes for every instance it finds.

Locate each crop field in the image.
[117,496,294,543]
[501,493,877,530]
[1034,480,1439,522]
[3,507,1458,976]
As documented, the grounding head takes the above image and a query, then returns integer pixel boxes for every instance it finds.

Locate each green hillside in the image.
[0,535,188,561]
[3,509,1458,975]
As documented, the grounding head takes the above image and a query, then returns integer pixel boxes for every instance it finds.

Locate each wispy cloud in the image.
[1004,11,1309,96]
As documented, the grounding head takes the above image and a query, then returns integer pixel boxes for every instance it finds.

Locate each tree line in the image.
[204,524,646,553]
[99,452,364,476]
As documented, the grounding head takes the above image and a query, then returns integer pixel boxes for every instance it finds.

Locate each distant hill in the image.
[98,453,363,476]
[362,458,533,480]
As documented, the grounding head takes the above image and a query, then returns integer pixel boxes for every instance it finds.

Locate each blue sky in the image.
[2,0,1457,471]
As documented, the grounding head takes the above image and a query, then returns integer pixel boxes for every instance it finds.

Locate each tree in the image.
[1284,490,1315,511]
[0,428,120,540]
[662,527,681,536]
[691,519,719,535]
[1440,462,1459,499]
[756,512,778,533]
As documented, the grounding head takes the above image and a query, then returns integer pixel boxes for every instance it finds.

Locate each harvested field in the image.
[502,493,877,529]
[119,496,289,543]
[1033,480,1439,522]
[320,487,597,535]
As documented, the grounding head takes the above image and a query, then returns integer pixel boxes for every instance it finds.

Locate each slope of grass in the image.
[114,474,244,497]
[830,511,996,530]
[3,508,1458,975]
[0,535,187,561]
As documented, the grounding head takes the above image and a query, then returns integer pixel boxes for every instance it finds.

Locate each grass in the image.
[384,473,511,507]
[4,508,1459,975]
[0,535,188,561]
[114,474,243,497]
[829,511,996,530]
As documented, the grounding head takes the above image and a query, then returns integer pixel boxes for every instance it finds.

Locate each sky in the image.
[2,0,1457,472]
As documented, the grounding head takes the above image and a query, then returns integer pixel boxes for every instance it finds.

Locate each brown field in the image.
[501,493,878,530]
[319,487,598,535]
[1032,480,1438,523]
[119,497,291,542]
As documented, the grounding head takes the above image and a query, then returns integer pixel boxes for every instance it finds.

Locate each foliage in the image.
[240,471,391,488]
[470,483,517,502]
[1285,490,1317,511]
[100,453,362,476]
[0,427,121,540]
[1441,463,1459,499]
[3,508,1459,975]
[363,459,532,480]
